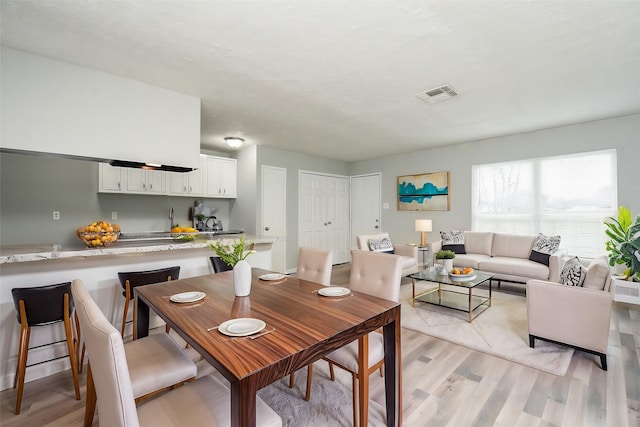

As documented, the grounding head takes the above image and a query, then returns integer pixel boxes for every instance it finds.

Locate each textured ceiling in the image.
[2,1,640,162]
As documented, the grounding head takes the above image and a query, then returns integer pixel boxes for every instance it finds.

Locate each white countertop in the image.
[0,235,282,264]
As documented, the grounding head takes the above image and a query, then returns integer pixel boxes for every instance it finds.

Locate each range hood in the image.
[109,160,194,173]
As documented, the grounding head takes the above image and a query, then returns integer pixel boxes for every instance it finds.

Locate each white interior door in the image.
[350,173,381,249]
[261,166,286,273]
[299,171,350,264]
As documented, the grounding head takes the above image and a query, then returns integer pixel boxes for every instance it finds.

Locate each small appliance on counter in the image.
[192,200,223,232]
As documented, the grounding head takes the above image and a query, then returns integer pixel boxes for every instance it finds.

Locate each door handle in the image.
[375,225,379,229]
[265,226,270,231]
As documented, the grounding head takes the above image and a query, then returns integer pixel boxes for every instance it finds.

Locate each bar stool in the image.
[11,282,81,414]
[209,256,233,273]
[118,266,181,337]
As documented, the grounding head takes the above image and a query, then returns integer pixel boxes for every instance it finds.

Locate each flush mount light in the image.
[224,137,244,148]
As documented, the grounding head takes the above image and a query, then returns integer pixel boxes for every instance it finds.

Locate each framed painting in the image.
[397,171,450,211]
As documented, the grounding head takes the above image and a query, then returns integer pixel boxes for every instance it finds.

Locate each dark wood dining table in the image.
[134,268,402,427]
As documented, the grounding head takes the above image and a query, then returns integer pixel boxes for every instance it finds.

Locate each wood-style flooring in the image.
[1,264,638,426]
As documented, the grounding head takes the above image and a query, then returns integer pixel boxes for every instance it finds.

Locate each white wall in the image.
[349,114,640,248]
[1,47,201,169]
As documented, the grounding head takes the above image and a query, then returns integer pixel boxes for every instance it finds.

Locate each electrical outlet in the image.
[112,212,118,220]
[53,211,60,220]
[383,202,389,209]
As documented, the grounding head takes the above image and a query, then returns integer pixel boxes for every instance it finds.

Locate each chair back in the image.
[11,282,73,326]
[296,247,333,285]
[349,250,402,302]
[72,280,140,426]
[118,266,181,298]
[210,256,233,273]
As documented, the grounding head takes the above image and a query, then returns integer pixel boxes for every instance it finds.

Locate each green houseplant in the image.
[209,237,255,296]
[435,250,456,274]
[435,250,456,260]
[604,206,640,281]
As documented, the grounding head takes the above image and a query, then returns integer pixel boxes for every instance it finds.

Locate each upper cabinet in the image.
[168,155,205,196]
[205,157,237,198]
[98,155,236,198]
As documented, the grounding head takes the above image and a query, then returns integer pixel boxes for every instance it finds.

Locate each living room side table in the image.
[409,268,494,322]
[417,247,429,269]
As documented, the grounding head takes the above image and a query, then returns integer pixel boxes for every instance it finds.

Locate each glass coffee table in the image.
[409,268,494,322]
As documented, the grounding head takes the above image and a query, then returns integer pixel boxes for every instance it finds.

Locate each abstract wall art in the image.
[397,171,450,211]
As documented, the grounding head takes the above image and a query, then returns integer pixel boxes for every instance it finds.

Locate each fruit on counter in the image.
[171,226,197,233]
[77,221,121,247]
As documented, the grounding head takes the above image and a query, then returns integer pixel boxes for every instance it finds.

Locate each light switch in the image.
[53,211,60,220]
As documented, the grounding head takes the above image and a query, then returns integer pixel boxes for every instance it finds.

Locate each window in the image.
[472,149,617,258]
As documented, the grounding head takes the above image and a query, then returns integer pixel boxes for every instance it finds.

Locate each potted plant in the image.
[209,237,255,296]
[604,206,640,282]
[435,250,456,274]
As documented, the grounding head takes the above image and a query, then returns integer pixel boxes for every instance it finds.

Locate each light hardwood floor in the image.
[1,264,638,426]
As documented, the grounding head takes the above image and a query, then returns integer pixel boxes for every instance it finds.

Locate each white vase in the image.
[233,260,252,297]
[443,259,454,273]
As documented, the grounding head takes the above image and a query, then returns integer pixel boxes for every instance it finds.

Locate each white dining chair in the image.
[72,280,198,427]
[72,279,282,427]
[289,247,333,398]
[306,250,402,427]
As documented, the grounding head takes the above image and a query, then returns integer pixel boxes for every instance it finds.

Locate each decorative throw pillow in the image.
[529,233,561,266]
[582,257,609,291]
[440,230,466,254]
[368,237,394,254]
[560,256,586,287]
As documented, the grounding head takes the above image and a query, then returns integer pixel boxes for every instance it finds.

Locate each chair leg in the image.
[63,298,81,400]
[121,297,130,337]
[14,324,30,414]
[529,335,535,348]
[329,361,336,381]
[74,312,84,373]
[84,363,97,427]
[351,374,358,427]
[379,365,384,377]
[600,353,608,371]
[304,364,313,401]
[288,371,295,388]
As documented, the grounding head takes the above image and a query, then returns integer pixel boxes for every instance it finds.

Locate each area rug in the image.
[400,282,574,376]
[195,357,386,427]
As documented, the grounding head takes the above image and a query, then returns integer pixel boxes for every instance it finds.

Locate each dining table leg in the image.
[134,295,150,339]
[230,379,257,427]
[383,312,402,426]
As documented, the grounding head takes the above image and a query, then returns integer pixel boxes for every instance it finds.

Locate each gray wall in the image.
[0,152,232,250]
[349,114,640,248]
[256,146,349,269]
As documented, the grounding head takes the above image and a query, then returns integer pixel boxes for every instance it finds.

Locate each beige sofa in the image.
[526,256,613,370]
[430,231,564,284]
[356,233,419,277]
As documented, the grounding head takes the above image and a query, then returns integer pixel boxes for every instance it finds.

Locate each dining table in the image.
[133,268,402,427]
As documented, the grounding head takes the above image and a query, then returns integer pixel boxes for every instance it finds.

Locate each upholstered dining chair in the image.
[306,250,402,426]
[118,266,181,337]
[71,279,199,427]
[11,282,81,414]
[209,256,233,273]
[72,279,282,427]
[288,247,334,397]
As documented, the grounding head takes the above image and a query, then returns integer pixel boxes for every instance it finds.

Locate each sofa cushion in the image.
[583,257,609,291]
[492,233,536,259]
[453,253,492,270]
[463,232,493,256]
[560,256,587,287]
[479,257,549,280]
[367,237,394,254]
[440,230,466,254]
[529,233,561,266]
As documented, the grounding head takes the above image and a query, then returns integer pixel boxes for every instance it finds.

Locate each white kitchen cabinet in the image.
[206,156,237,198]
[125,168,166,194]
[168,155,205,196]
[99,163,125,192]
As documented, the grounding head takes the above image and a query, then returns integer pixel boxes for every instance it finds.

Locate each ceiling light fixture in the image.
[224,137,244,148]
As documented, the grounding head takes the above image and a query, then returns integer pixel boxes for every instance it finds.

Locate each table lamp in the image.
[415,219,432,248]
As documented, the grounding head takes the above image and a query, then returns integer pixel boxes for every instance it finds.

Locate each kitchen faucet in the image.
[169,207,175,229]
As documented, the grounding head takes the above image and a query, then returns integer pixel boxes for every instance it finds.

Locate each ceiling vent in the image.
[415,84,458,105]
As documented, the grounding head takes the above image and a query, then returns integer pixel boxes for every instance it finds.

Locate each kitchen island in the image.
[0,234,281,391]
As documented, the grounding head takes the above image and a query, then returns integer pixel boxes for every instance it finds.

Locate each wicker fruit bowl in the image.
[77,221,121,247]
